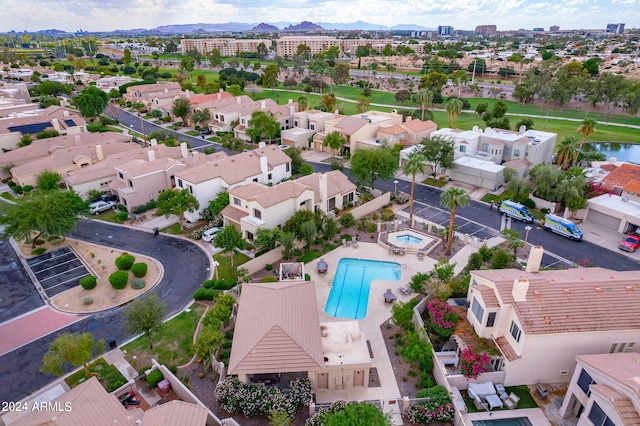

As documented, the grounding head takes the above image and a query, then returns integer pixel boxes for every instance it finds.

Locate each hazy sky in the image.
[3,0,638,32]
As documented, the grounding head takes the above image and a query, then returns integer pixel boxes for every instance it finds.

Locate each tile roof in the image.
[295,171,356,201]
[589,384,640,425]
[142,400,208,426]
[402,119,437,133]
[603,163,640,190]
[471,268,640,335]
[378,124,406,136]
[334,116,368,135]
[187,92,233,105]
[577,353,640,402]
[230,180,313,208]
[624,180,640,194]
[220,204,249,223]
[473,284,500,308]
[228,280,324,375]
[502,158,532,170]
[494,336,521,361]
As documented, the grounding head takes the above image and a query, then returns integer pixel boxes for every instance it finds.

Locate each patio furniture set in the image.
[468,381,520,411]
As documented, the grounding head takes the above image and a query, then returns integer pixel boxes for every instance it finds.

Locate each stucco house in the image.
[559,353,640,424]
[175,143,292,222]
[233,100,297,143]
[221,170,356,240]
[585,193,640,235]
[281,110,338,148]
[228,279,371,392]
[123,82,182,109]
[466,248,640,386]
[376,117,437,147]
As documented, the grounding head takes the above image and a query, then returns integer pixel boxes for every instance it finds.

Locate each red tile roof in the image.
[602,163,640,190]
[495,336,520,361]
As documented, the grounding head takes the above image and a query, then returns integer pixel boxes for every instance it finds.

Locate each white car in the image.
[277,144,290,150]
[89,200,116,215]
[201,227,221,242]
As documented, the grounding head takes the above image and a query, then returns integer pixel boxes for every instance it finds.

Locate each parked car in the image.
[201,227,221,242]
[89,200,116,215]
[200,129,212,135]
[541,214,583,241]
[277,144,289,151]
[497,200,534,223]
[618,234,640,252]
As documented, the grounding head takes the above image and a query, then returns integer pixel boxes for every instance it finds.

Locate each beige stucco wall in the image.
[0,132,22,151]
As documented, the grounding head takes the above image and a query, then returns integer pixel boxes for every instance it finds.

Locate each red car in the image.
[619,234,640,252]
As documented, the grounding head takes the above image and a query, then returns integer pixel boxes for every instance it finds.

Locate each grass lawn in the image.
[422,178,448,188]
[1,192,16,201]
[463,384,538,413]
[213,252,250,280]
[160,223,182,235]
[122,303,205,371]
[185,130,199,136]
[94,210,126,224]
[65,358,127,392]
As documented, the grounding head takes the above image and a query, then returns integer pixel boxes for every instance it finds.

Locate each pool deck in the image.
[462,408,551,425]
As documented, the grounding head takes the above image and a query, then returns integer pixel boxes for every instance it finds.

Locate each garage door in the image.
[452,171,477,187]
[586,209,621,231]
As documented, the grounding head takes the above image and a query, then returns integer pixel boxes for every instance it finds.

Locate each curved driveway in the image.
[0,220,210,404]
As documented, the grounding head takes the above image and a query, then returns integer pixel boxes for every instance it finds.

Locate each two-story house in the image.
[466,247,640,386]
[175,143,292,222]
[123,82,182,109]
[281,110,338,149]
[559,353,640,424]
[234,100,297,142]
[376,117,437,148]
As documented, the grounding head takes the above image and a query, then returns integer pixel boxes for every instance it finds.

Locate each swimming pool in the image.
[324,258,401,319]
[395,234,424,244]
[472,418,533,426]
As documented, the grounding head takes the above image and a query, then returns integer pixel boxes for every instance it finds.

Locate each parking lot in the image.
[26,247,91,297]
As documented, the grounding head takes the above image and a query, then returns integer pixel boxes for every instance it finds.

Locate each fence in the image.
[348,191,391,219]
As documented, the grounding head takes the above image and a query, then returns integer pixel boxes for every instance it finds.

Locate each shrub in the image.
[147,369,164,388]
[467,252,484,270]
[305,273,311,281]
[460,347,491,380]
[260,275,277,283]
[522,198,536,209]
[381,207,395,221]
[131,279,146,289]
[116,211,128,222]
[202,279,216,289]
[130,262,147,278]
[31,247,46,256]
[83,297,93,305]
[80,275,97,290]
[213,278,237,290]
[427,300,458,338]
[394,191,410,204]
[23,185,33,193]
[265,264,273,271]
[541,207,551,214]
[115,253,135,270]
[109,270,129,289]
[193,288,222,300]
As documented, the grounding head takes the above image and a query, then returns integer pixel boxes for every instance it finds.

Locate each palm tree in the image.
[415,89,433,121]
[573,119,597,167]
[403,151,427,222]
[445,98,463,128]
[439,187,470,256]
[555,136,579,170]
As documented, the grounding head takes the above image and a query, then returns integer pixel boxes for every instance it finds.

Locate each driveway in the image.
[0,220,211,404]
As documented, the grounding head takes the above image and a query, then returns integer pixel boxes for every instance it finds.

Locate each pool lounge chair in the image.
[504,392,520,409]
[352,240,359,248]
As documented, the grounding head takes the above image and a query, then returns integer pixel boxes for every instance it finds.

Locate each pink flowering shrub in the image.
[427,300,458,338]
[460,347,491,380]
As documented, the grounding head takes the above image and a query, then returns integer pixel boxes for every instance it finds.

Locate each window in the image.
[471,299,484,323]
[343,192,354,205]
[254,209,261,219]
[588,402,615,426]
[286,163,290,172]
[459,145,467,153]
[486,312,496,327]
[127,179,133,188]
[234,197,241,206]
[514,148,522,157]
[246,231,254,241]
[177,179,183,188]
[504,147,511,156]
[188,185,193,194]
[609,342,634,353]
[253,178,258,182]
[268,173,272,180]
[310,124,315,130]
[481,143,489,152]
[328,197,336,211]
[510,321,521,342]
[577,369,596,395]
[118,172,124,179]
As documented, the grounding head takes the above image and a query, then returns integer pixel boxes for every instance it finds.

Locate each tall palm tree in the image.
[415,89,433,121]
[445,98,463,128]
[573,119,597,167]
[403,151,427,222]
[439,187,470,256]
[554,136,579,170]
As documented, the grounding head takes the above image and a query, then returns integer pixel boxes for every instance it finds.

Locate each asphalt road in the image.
[0,220,210,404]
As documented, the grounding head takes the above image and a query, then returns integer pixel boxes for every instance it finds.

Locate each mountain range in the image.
[149,21,431,33]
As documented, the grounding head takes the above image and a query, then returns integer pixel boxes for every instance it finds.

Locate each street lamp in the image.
[393,180,399,194]
[212,261,219,280]
[524,226,532,244]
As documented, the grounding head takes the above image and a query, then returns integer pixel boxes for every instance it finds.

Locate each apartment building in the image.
[341,38,395,54]
[475,25,497,36]
[276,36,343,57]
[180,38,270,56]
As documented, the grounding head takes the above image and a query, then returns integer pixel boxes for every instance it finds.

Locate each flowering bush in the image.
[306,401,389,426]
[427,300,458,338]
[460,347,491,380]
[407,400,455,424]
[215,376,313,419]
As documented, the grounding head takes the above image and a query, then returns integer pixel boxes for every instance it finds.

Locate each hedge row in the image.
[202,278,236,290]
[193,288,223,301]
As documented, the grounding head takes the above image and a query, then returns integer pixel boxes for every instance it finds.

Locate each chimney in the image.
[74,135,82,146]
[180,142,189,158]
[261,100,266,109]
[185,89,190,98]
[217,92,221,100]
[236,97,241,104]
[260,156,268,181]
[512,278,529,302]
[96,144,104,161]
[51,118,60,131]
[147,150,155,161]
[258,141,266,149]
[289,104,295,117]
[334,110,339,118]
[288,99,292,105]
[525,246,544,273]
[405,116,412,122]
[63,110,69,117]
[164,88,168,93]
[320,173,328,211]
[150,138,157,146]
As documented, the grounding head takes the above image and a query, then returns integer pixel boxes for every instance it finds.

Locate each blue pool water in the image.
[395,234,423,244]
[324,258,401,319]
[472,418,533,426]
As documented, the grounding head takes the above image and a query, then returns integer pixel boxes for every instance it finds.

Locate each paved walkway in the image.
[103,349,162,406]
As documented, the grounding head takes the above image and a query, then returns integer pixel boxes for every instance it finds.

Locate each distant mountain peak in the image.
[250,23,279,32]
[283,21,324,31]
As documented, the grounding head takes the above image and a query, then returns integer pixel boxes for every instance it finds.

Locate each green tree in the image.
[123,48,132,66]
[502,229,524,257]
[574,119,596,167]
[445,97,463,127]
[254,227,282,252]
[278,231,296,260]
[451,69,469,96]
[171,97,191,125]
[395,89,411,105]
[41,332,103,378]
[256,42,269,59]
[122,292,167,349]
[220,134,245,154]
[298,220,317,249]
[261,64,279,88]
[505,177,532,203]
[36,170,62,191]
[339,212,355,228]
[403,150,427,222]
[318,93,337,112]
[308,401,392,426]
[419,71,448,92]
[439,187,470,256]
[74,86,109,119]
[355,45,370,69]
[0,190,86,247]
[191,108,211,130]
[202,191,229,223]
[334,62,351,85]
[555,136,579,170]
[414,88,433,121]
[213,226,246,266]
[227,84,243,96]
[297,96,309,111]
[418,136,455,177]
[323,131,347,155]
[246,110,279,145]
[356,95,370,113]
[350,147,398,189]
[156,188,199,231]
[207,48,222,69]
[285,147,304,174]
[37,80,72,97]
